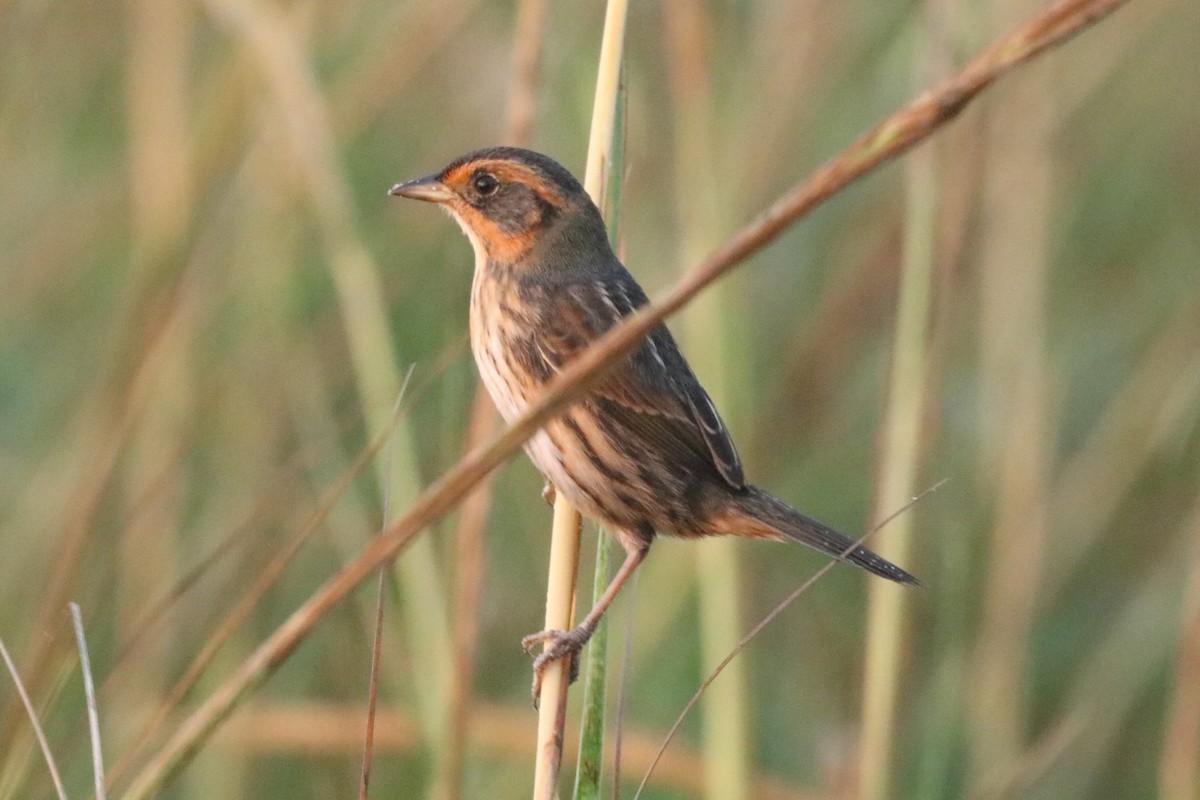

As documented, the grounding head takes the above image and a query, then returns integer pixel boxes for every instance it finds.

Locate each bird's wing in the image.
[536,275,745,489]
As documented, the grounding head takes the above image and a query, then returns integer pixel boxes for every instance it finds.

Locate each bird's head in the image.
[390,147,599,266]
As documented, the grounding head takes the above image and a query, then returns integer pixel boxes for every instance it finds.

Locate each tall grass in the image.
[1,1,1193,799]
[663,4,751,799]
[858,4,941,793]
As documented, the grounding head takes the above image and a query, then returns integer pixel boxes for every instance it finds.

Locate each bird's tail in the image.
[714,485,919,585]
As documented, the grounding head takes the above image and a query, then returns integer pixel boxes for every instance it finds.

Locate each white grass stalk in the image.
[70,603,106,800]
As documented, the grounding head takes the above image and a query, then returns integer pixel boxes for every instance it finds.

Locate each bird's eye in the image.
[472,173,499,197]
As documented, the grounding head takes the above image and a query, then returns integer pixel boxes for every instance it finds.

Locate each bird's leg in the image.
[541,481,556,506]
[523,540,649,702]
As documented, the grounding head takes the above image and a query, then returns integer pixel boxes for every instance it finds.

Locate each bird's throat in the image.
[445,204,536,265]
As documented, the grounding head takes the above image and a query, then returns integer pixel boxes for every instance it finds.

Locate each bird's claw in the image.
[522,625,592,705]
[521,628,561,655]
[541,482,556,506]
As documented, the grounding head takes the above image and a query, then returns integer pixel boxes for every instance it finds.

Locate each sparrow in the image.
[390,147,917,695]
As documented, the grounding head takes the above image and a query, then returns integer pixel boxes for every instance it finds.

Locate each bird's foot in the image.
[541,481,556,506]
[521,625,592,705]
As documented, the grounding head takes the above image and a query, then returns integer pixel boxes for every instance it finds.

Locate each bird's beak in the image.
[389,174,454,203]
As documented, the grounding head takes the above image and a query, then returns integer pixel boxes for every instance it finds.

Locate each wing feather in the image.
[535,273,745,488]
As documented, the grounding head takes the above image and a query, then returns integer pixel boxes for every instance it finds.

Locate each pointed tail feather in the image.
[721,486,920,585]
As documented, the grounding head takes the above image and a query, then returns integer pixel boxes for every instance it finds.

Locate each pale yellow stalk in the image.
[967,0,1054,790]
[859,8,941,796]
[662,3,750,799]
[532,1,629,797]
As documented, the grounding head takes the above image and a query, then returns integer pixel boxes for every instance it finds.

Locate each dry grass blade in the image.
[104,457,308,681]
[118,2,1127,795]
[968,0,1055,784]
[663,2,751,797]
[1048,288,1200,592]
[979,549,1186,797]
[0,637,68,800]
[609,572,638,800]
[358,378,411,800]
[331,0,485,136]
[1158,493,1200,800]
[4,276,191,757]
[357,566,386,800]
[106,390,406,792]
[659,0,1127,315]
[631,481,946,800]
[213,700,824,799]
[442,391,499,800]
[859,4,945,793]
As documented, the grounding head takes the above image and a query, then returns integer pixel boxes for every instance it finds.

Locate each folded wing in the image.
[535,274,745,489]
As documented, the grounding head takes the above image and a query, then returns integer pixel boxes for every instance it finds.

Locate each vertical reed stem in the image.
[662,3,750,798]
[968,0,1053,789]
[532,1,629,796]
[859,9,941,796]
[533,497,584,800]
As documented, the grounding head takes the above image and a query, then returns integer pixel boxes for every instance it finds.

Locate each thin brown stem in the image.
[440,391,498,800]
[357,569,386,800]
[633,482,947,800]
[0,637,68,800]
[1158,494,1200,800]
[106,391,404,791]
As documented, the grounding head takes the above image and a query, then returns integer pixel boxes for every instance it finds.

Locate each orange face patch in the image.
[449,203,540,263]
[438,159,568,264]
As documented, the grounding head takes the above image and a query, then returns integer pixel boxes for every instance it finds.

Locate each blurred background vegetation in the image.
[1,0,1198,798]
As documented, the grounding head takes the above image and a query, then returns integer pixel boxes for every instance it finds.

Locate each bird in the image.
[390,146,918,696]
